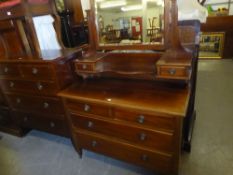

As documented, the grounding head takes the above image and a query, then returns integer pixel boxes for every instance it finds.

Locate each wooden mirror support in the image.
[156,0,193,82]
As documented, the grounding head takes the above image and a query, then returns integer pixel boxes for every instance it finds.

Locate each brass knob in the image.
[32,68,38,75]
[92,140,97,147]
[87,121,94,128]
[50,122,55,128]
[168,68,176,75]
[16,98,21,104]
[141,154,148,162]
[84,104,90,112]
[37,83,43,90]
[139,133,146,141]
[82,64,87,70]
[9,81,14,88]
[137,115,145,124]
[4,67,8,73]
[23,117,28,122]
[43,102,49,109]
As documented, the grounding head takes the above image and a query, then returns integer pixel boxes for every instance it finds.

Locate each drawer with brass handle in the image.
[75,130,173,174]
[70,113,174,153]
[13,111,68,136]
[66,99,111,118]
[0,64,20,77]
[0,79,58,95]
[157,65,191,80]
[20,64,55,81]
[6,94,65,115]
[114,108,175,131]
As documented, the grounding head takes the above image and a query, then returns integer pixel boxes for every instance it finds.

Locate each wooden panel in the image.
[0,79,58,95]
[6,94,65,115]
[70,113,174,153]
[75,130,173,174]
[66,99,111,118]
[114,108,175,131]
[0,106,11,126]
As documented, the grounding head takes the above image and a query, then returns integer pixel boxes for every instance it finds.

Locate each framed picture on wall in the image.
[199,32,225,59]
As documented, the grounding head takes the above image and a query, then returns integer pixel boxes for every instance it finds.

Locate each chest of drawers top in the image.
[59,79,190,117]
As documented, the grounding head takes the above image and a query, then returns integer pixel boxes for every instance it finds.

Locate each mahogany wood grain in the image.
[59,79,190,117]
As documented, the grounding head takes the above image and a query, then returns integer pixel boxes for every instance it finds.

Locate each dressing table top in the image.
[59,78,190,117]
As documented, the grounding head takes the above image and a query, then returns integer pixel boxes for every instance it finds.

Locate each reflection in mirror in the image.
[95,0,164,46]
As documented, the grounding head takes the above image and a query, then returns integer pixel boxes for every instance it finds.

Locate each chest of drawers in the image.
[59,79,190,175]
[0,50,80,136]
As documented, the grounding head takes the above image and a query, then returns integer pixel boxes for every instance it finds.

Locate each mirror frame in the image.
[89,0,170,51]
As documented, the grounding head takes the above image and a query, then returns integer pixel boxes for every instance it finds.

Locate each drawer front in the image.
[66,99,111,118]
[75,130,173,174]
[13,111,68,136]
[71,113,174,152]
[0,79,58,95]
[159,66,189,78]
[6,94,65,115]
[20,64,55,81]
[0,6,25,20]
[76,63,94,72]
[114,108,175,131]
[0,64,20,77]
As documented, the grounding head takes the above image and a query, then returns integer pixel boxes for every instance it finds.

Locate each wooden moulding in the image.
[74,51,163,80]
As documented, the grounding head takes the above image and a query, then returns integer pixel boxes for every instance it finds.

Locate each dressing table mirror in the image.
[95,0,165,49]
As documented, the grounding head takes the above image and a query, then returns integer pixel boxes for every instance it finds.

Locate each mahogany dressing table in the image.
[59,0,200,174]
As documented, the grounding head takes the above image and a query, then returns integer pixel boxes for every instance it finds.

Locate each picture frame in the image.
[199,32,225,59]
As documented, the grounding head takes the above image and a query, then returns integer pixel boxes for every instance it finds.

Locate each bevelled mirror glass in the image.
[95,0,164,47]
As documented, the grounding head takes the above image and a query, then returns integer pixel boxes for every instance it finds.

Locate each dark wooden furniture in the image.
[59,0,200,174]
[201,16,233,59]
[0,0,82,136]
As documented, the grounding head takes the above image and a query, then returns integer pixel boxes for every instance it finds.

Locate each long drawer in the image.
[75,130,173,174]
[70,113,174,153]
[0,79,58,95]
[13,111,68,136]
[6,94,65,115]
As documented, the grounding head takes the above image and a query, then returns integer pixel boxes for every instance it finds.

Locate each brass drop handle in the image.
[23,117,28,122]
[141,154,148,162]
[139,133,147,141]
[137,115,145,124]
[37,83,43,90]
[168,68,176,75]
[92,140,97,147]
[87,121,94,128]
[9,81,14,88]
[4,67,8,73]
[43,102,49,109]
[32,68,38,75]
[84,104,90,112]
[16,98,21,104]
[50,122,55,128]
